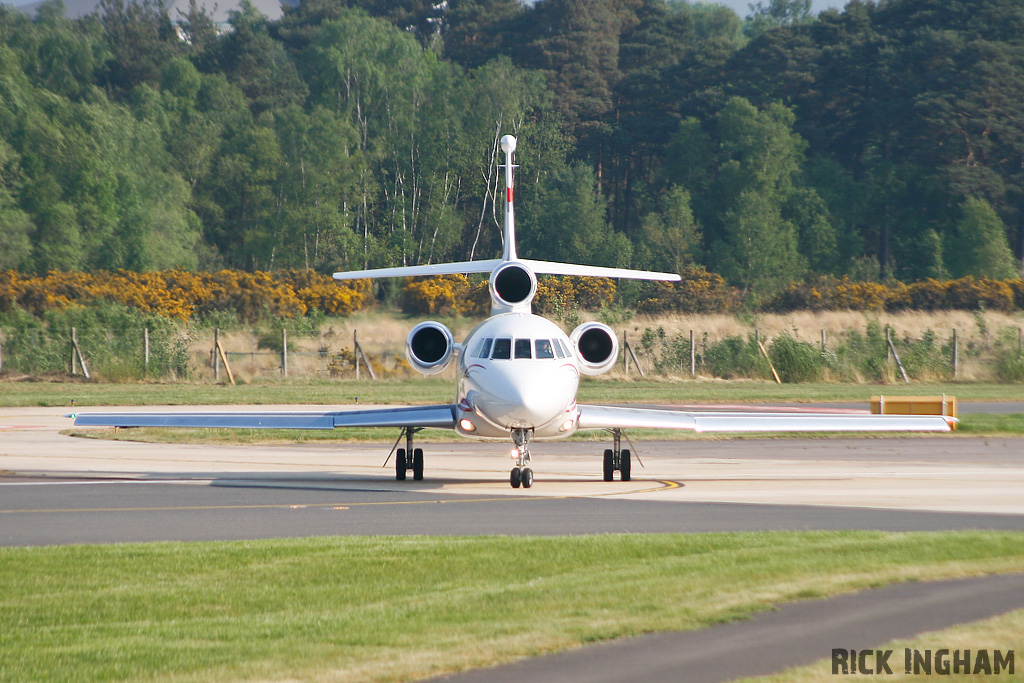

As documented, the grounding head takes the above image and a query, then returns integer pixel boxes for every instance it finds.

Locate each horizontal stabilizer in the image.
[519,259,680,281]
[334,260,502,281]
[334,258,679,282]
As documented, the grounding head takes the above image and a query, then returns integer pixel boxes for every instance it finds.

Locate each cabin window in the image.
[514,338,532,359]
[474,338,493,358]
[491,338,511,359]
[535,339,554,359]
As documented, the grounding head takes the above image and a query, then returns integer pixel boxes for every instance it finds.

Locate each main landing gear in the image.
[393,427,424,481]
[603,428,631,482]
[509,427,534,489]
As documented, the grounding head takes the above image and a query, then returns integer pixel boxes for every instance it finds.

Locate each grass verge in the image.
[4,377,1024,408]
[2,532,1023,682]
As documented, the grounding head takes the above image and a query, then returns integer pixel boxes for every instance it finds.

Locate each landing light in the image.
[560,418,575,432]
[459,419,476,432]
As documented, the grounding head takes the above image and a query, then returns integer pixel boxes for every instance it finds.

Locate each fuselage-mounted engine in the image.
[406,321,457,375]
[489,261,537,314]
[570,321,619,376]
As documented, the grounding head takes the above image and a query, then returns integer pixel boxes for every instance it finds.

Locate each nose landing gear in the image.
[510,427,534,488]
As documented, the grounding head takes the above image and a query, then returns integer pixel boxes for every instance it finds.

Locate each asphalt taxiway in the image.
[3,404,1024,541]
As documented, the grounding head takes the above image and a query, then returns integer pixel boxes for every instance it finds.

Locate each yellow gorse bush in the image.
[4,269,1022,323]
[401,274,488,317]
[772,275,1022,312]
[0,270,372,321]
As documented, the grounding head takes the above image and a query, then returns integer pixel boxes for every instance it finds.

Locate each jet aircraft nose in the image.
[481,363,575,429]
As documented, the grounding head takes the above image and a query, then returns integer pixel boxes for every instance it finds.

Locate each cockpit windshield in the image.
[474,338,493,358]
[485,337,563,360]
[491,338,512,359]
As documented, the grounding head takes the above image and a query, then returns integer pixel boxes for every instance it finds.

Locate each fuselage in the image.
[455,312,580,440]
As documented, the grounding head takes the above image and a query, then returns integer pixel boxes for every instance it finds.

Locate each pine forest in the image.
[1,0,1024,309]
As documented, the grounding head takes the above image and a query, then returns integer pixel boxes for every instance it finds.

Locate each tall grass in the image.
[630,317,1024,384]
[2,306,1022,383]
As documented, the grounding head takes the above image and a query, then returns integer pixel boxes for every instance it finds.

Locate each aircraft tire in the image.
[603,449,614,482]
[521,468,534,489]
[396,448,407,481]
[413,448,424,481]
[510,468,522,488]
[620,449,631,482]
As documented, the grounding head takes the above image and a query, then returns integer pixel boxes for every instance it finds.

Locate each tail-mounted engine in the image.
[570,321,618,376]
[406,321,456,375]
[489,262,537,314]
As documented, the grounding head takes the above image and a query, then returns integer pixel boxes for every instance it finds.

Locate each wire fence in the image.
[2,323,1022,383]
[0,326,400,382]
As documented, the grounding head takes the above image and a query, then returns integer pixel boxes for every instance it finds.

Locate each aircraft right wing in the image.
[72,405,457,431]
[576,405,955,433]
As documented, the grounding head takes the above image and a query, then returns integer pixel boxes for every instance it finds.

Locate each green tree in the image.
[744,0,812,38]
[0,140,33,270]
[712,189,804,298]
[215,0,308,117]
[441,0,526,68]
[638,185,702,274]
[947,197,1019,279]
[520,163,631,269]
[98,0,184,94]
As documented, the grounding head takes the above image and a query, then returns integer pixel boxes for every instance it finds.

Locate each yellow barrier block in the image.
[870,394,958,428]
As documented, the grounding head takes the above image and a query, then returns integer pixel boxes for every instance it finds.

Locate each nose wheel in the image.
[510,428,534,489]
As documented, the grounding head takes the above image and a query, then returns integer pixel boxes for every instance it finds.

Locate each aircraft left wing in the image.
[72,405,457,431]
[577,405,955,432]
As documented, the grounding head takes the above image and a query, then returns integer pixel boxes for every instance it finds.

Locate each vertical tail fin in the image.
[500,135,518,261]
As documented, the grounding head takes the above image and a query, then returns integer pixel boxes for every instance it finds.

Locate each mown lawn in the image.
[2,532,1023,683]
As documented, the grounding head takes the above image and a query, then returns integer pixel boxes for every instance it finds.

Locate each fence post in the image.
[689,329,695,378]
[281,328,288,378]
[623,330,629,374]
[144,327,150,373]
[354,330,360,380]
[952,328,958,378]
[886,327,910,383]
[213,328,220,382]
[70,327,90,379]
[821,329,826,352]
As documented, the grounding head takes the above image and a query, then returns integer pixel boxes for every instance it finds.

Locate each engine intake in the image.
[406,321,455,375]
[570,321,618,376]
[489,262,537,312]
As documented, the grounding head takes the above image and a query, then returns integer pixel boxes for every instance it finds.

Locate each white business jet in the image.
[74,135,955,488]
